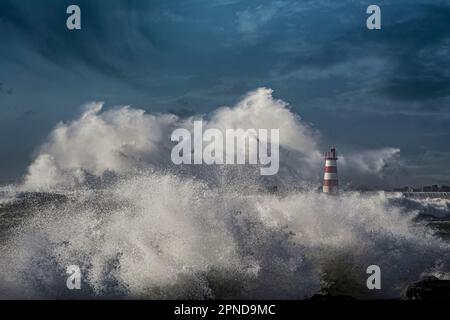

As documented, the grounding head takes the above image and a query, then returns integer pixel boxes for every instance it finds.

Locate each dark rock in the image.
[308,294,356,301]
[406,276,450,300]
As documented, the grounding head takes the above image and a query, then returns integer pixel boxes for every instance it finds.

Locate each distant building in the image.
[423,185,439,192]
[422,185,443,192]
[391,185,450,193]
[393,186,414,192]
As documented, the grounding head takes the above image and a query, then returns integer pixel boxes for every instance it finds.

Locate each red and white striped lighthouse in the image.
[323,147,339,194]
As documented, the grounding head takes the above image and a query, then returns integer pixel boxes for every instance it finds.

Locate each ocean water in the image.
[0,177,449,299]
[0,88,449,299]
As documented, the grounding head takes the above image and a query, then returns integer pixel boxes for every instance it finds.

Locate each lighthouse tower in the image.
[323,147,339,194]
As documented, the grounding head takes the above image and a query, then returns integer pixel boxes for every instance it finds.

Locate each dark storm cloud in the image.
[0,0,164,87]
[2,0,447,108]
[237,1,450,113]
[366,5,450,101]
[0,0,449,184]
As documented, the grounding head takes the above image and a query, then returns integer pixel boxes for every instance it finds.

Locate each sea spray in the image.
[0,172,448,299]
[0,88,448,299]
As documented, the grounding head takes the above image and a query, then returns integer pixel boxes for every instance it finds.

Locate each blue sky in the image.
[0,0,449,184]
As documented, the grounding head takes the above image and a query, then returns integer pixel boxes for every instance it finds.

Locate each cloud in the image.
[0,0,160,87]
[236,2,284,36]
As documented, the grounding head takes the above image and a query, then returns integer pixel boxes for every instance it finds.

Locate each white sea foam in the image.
[1,173,449,299]
[0,88,448,299]
[22,88,402,191]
